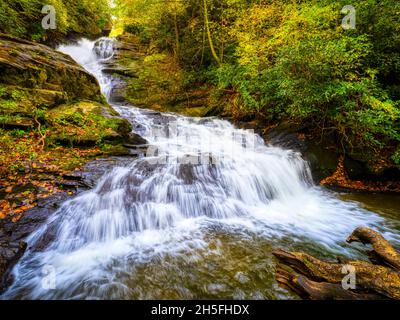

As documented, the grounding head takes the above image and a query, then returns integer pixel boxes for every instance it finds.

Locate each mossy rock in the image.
[46,101,132,147]
[0,34,103,108]
[0,85,67,117]
[0,115,33,129]
[101,145,132,157]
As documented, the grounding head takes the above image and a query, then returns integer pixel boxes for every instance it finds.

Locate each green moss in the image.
[9,49,18,57]
[0,114,24,125]
[0,85,67,116]
[46,101,131,147]
[101,144,131,156]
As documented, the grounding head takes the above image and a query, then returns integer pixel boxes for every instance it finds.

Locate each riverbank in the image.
[0,0,111,46]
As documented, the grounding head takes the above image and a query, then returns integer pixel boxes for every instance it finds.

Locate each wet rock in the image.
[93,38,115,60]
[102,66,138,78]
[30,223,57,253]
[102,145,132,157]
[234,272,250,284]
[125,133,148,146]
[46,101,132,146]
[114,38,141,54]
[264,124,339,182]
[304,141,339,182]
[177,163,196,184]
[274,227,400,300]
[0,241,27,293]
[0,192,71,243]
[62,172,84,181]
[203,105,224,117]
[264,124,399,185]
[56,180,87,190]
[0,117,33,130]
[265,124,307,151]
[344,157,369,181]
[0,34,132,152]
[109,77,128,103]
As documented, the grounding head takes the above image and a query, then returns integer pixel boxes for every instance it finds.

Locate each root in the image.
[273,228,400,300]
[347,227,400,271]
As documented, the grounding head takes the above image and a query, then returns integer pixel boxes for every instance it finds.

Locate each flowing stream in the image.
[2,38,400,300]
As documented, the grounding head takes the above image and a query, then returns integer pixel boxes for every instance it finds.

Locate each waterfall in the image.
[2,38,398,300]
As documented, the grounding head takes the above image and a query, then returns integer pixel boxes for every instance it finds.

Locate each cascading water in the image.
[2,38,399,300]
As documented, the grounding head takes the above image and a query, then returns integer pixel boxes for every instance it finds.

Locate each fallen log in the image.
[275,266,385,300]
[347,227,400,271]
[273,244,400,300]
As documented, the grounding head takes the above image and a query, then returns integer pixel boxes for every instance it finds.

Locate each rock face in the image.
[0,34,103,113]
[0,34,149,293]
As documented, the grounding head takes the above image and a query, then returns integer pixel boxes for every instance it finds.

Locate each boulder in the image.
[0,34,103,110]
[0,241,27,293]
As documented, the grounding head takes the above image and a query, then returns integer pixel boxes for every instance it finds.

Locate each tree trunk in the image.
[173,9,180,59]
[203,0,221,65]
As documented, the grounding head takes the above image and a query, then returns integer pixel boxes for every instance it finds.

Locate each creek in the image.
[2,38,399,300]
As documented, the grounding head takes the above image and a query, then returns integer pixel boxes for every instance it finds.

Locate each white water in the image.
[2,38,399,299]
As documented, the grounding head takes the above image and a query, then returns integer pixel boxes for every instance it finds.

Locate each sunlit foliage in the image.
[115,0,400,163]
[0,0,111,42]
